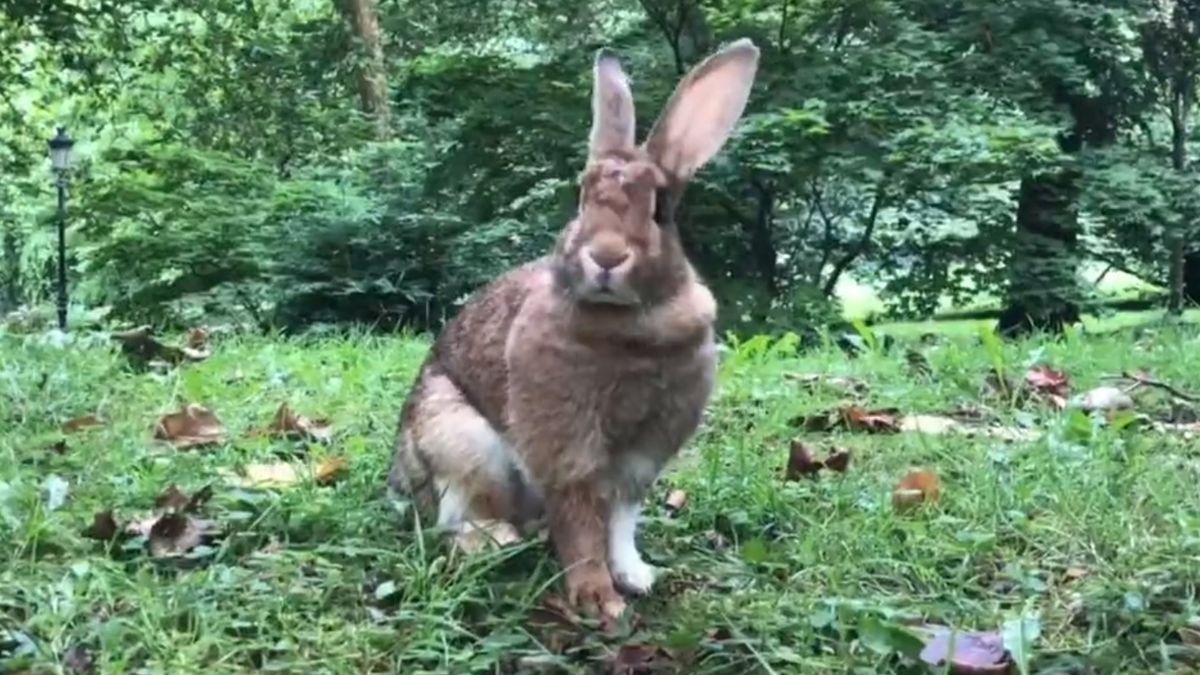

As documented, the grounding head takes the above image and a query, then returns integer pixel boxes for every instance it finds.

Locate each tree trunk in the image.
[749,181,777,297]
[637,0,712,73]
[997,170,1083,337]
[2,219,17,311]
[1167,92,1191,315]
[335,0,390,138]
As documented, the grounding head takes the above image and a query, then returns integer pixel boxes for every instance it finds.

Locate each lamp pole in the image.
[48,127,74,331]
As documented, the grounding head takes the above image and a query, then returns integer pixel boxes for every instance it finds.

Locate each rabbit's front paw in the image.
[568,566,627,620]
[612,554,656,595]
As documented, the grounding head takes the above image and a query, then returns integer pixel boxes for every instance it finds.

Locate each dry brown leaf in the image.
[224,457,348,489]
[314,456,348,485]
[255,403,333,443]
[141,512,216,557]
[664,489,688,515]
[1026,366,1069,396]
[918,625,1013,674]
[82,510,121,542]
[185,327,210,351]
[784,373,869,394]
[823,448,852,473]
[226,462,301,488]
[1180,625,1200,647]
[892,469,941,512]
[153,404,226,450]
[63,644,95,675]
[841,406,900,433]
[1074,386,1135,412]
[785,440,824,480]
[899,414,963,435]
[608,643,675,675]
[153,484,212,512]
[112,326,209,366]
[1063,566,1089,581]
[63,414,104,433]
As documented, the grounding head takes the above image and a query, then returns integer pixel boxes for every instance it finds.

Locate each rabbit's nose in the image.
[587,245,630,271]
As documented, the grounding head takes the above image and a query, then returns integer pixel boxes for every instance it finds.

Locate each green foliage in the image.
[1,0,1198,333]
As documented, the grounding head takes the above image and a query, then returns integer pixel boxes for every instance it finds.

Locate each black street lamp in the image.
[48,127,74,331]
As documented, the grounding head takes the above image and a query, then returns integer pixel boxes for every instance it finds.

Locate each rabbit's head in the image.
[553,39,760,308]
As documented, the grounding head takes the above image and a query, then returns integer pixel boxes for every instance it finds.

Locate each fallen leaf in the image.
[1063,566,1089,581]
[1026,366,1069,396]
[906,349,933,377]
[82,511,121,542]
[44,474,69,511]
[143,512,216,557]
[313,456,348,485]
[153,404,226,450]
[823,448,852,473]
[63,643,95,674]
[112,326,209,366]
[664,489,688,515]
[892,470,941,512]
[899,414,962,435]
[1073,386,1135,412]
[841,406,900,433]
[918,626,1013,674]
[255,403,333,443]
[786,440,824,480]
[224,457,348,489]
[526,595,585,656]
[608,643,674,675]
[1180,625,1200,647]
[62,414,104,433]
[785,373,869,394]
[229,462,300,488]
[153,484,212,512]
[185,327,210,351]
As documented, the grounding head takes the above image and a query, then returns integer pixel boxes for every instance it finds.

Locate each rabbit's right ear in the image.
[643,38,759,185]
[589,49,636,159]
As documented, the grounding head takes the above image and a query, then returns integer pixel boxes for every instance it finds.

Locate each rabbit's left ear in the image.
[588,49,636,159]
[643,38,759,185]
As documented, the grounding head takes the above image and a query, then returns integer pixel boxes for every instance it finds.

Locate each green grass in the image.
[4,324,1200,673]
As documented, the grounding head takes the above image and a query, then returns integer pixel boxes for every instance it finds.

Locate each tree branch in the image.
[822,182,886,297]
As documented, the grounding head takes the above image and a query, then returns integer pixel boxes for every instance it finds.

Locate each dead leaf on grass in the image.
[1063,566,1089,581]
[841,406,900,433]
[918,626,1012,674]
[132,512,217,558]
[153,404,226,450]
[111,326,210,366]
[892,470,941,512]
[664,489,688,515]
[253,403,333,443]
[62,414,104,433]
[223,456,349,489]
[784,373,869,394]
[1073,386,1135,413]
[823,448,852,473]
[899,414,963,435]
[153,484,213,512]
[785,440,824,480]
[63,643,95,674]
[82,510,122,542]
[608,643,675,675]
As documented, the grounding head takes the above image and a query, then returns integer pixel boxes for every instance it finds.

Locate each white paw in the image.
[612,556,657,595]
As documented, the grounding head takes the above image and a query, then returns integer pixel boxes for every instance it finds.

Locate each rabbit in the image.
[389,38,760,620]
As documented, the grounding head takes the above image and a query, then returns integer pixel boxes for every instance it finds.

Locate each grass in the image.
[3,322,1200,673]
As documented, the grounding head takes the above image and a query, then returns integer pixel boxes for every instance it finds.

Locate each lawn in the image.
[3,323,1200,674]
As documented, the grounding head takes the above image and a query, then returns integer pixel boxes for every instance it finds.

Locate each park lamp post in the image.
[48,127,74,331]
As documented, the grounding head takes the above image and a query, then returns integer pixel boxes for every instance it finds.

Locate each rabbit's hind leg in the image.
[390,372,539,552]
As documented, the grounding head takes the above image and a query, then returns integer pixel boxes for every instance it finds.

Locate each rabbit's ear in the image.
[643,38,759,184]
[589,49,636,159]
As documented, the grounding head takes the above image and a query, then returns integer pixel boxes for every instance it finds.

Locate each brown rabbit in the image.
[389,38,760,619]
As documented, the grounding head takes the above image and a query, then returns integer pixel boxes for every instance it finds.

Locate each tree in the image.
[334,0,390,137]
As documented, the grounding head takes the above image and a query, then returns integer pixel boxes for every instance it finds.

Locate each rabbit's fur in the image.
[389,39,759,619]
